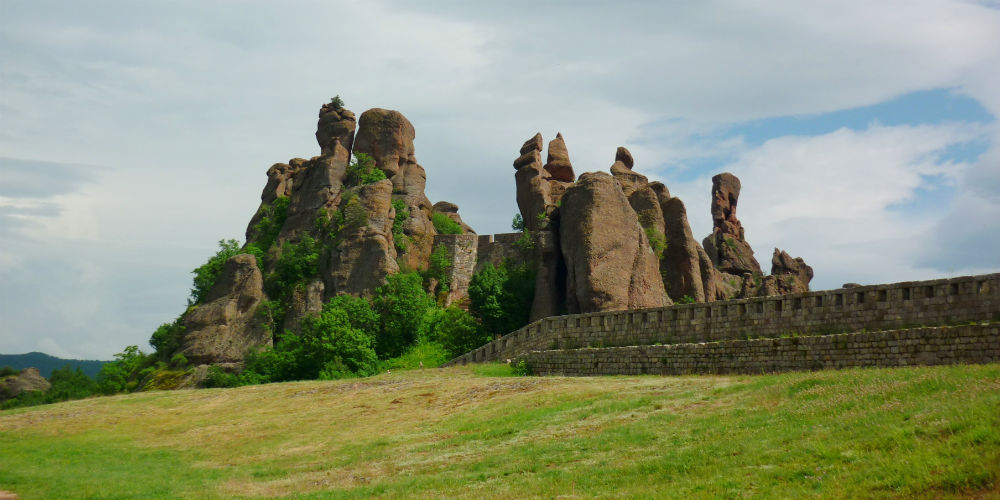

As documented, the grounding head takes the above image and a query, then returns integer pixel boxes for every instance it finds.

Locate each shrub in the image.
[251,196,290,252]
[511,213,525,232]
[264,235,321,299]
[0,366,18,378]
[372,272,435,358]
[343,196,369,233]
[189,239,243,305]
[45,365,96,402]
[645,227,667,260]
[513,231,535,253]
[423,306,490,358]
[149,320,186,361]
[329,95,344,109]
[679,295,696,304]
[431,212,463,235]
[391,199,409,252]
[345,152,385,187]
[468,260,536,337]
[293,305,379,379]
[325,294,379,336]
[96,345,150,395]
[426,243,452,292]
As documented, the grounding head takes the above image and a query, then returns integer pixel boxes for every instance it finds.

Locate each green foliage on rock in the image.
[431,212,463,235]
[264,235,321,300]
[468,260,536,337]
[644,227,667,260]
[149,320,186,362]
[252,196,290,252]
[189,239,243,305]
[425,243,452,293]
[345,152,385,187]
[391,199,410,252]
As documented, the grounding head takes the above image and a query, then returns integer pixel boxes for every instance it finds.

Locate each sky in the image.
[1,0,999,360]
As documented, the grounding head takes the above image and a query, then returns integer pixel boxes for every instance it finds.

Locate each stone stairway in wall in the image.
[445,273,1000,376]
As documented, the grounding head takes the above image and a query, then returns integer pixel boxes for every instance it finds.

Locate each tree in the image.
[423,306,490,358]
[372,272,435,358]
[190,239,243,305]
[468,260,536,337]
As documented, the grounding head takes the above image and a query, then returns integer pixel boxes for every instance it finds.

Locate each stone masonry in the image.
[446,273,1000,374]
[518,325,1000,376]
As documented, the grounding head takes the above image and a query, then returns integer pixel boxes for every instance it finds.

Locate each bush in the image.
[422,306,490,358]
[149,320,185,361]
[96,345,150,395]
[0,366,17,378]
[46,365,96,401]
[391,199,409,252]
[511,213,525,232]
[644,227,667,260]
[345,152,385,187]
[372,272,435,358]
[425,243,452,294]
[431,212,463,235]
[325,294,379,336]
[265,235,321,299]
[251,196,290,252]
[468,260,536,337]
[189,239,244,305]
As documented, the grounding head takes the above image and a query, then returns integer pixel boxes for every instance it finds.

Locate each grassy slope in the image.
[1,364,998,500]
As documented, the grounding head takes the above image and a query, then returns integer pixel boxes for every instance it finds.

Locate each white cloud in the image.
[1,1,999,357]
[662,122,992,290]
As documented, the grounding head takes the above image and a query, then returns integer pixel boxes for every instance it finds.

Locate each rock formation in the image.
[175,99,818,370]
[702,173,762,276]
[315,100,356,156]
[181,100,481,368]
[512,133,575,320]
[770,248,814,294]
[181,254,271,366]
[560,172,669,313]
[0,367,50,402]
[353,108,438,271]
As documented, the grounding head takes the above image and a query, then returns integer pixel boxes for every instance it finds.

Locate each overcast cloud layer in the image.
[1,0,998,359]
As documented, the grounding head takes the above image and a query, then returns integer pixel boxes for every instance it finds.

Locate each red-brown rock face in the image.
[316,101,356,156]
[560,172,668,313]
[703,172,762,276]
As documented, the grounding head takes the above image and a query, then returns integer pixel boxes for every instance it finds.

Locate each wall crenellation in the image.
[445,273,1000,366]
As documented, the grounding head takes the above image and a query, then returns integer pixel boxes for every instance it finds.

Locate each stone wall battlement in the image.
[446,273,1000,366]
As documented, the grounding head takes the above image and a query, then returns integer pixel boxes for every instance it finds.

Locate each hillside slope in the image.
[0,352,106,379]
[1,365,998,499]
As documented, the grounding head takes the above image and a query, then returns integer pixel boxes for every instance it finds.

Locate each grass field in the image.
[1,363,999,499]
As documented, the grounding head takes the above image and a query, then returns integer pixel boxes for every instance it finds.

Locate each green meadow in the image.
[1,363,998,499]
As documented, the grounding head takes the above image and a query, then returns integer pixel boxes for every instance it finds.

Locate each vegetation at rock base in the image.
[2,364,998,499]
[1,365,97,410]
[468,260,536,338]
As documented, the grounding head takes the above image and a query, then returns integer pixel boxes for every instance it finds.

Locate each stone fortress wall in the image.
[445,273,1000,374]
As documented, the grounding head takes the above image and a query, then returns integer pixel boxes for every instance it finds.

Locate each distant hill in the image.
[0,352,107,379]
